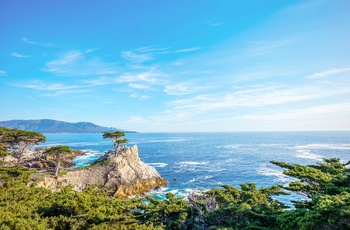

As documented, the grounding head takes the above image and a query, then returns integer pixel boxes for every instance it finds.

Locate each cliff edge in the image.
[37,145,167,197]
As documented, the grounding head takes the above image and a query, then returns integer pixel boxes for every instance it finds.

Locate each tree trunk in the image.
[114,144,119,156]
[15,146,26,166]
[54,155,61,178]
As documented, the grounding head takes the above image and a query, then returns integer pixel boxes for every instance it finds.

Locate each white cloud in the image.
[10,80,91,97]
[85,48,99,53]
[306,67,350,79]
[43,89,89,96]
[207,19,222,27]
[83,76,116,86]
[164,84,192,96]
[116,68,167,84]
[121,51,153,63]
[102,100,115,105]
[175,46,201,53]
[172,61,182,66]
[208,22,222,27]
[136,46,169,53]
[167,82,350,115]
[129,115,145,123]
[42,50,119,76]
[128,83,150,89]
[247,39,296,56]
[22,37,54,47]
[130,93,150,100]
[236,103,350,121]
[11,52,32,58]
[0,70,7,76]
[23,37,36,45]
[164,83,212,96]
[14,81,82,91]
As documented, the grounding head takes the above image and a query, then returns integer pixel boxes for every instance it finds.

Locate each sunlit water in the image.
[40,132,350,205]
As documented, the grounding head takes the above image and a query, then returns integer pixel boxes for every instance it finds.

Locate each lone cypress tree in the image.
[0,127,46,165]
[44,145,72,177]
[103,131,128,156]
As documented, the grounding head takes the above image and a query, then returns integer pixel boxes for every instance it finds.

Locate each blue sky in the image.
[1,0,350,132]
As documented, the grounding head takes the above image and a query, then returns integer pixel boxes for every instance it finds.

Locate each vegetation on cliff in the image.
[103,131,128,156]
[0,126,349,229]
[0,158,349,229]
[0,127,45,165]
[44,145,73,177]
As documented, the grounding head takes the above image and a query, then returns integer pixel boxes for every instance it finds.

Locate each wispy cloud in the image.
[13,81,82,91]
[136,46,169,53]
[43,89,89,97]
[11,52,32,58]
[128,115,146,123]
[130,93,150,100]
[23,37,36,45]
[42,50,119,76]
[164,84,192,96]
[164,83,212,96]
[83,76,116,86]
[247,39,296,56]
[0,70,7,76]
[22,37,55,47]
[207,19,222,27]
[128,83,150,89]
[175,46,201,53]
[121,51,153,63]
[85,48,99,53]
[208,22,222,27]
[116,68,167,84]
[166,82,350,116]
[10,80,91,97]
[171,61,183,66]
[236,103,350,121]
[306,67,350,79]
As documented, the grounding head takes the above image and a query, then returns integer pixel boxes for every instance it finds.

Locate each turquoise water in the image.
[40,132,350,202]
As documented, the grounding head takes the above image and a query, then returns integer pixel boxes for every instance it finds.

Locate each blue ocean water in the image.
[40,132,350,203]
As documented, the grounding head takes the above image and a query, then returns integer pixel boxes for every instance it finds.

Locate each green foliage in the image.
[103,131,128,155]
[44,145,72,177]
[0,168,161,229]
[44,145,72,156]
[137,193,190,229]
[0,126,46,165]
[197,183,287,230]
[0,156,349,229]
[0,127,13,158]
[272,158,350,229]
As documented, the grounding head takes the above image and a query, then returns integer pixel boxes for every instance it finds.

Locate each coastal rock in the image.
[37,145,167,197]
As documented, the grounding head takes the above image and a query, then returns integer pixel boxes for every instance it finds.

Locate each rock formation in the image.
[37,145,167,197]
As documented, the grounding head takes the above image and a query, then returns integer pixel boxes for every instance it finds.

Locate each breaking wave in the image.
[147,163,168,168]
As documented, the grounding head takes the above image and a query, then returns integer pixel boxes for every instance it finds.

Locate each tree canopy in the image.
[103,131,128,156]
[271,158,350,229]
[44,145,72,177]
[0,127,45,165]
[1,157,349,229]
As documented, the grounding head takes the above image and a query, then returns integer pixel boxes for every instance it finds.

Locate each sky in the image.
[0,0,350,132]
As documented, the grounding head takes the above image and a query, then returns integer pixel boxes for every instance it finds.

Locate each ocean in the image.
[40,131,350,203]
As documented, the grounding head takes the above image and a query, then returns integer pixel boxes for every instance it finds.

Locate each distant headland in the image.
[0,119,136,133]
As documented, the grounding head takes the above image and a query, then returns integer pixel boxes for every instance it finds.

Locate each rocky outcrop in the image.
[1,149,85,169]
[37,145,167,197]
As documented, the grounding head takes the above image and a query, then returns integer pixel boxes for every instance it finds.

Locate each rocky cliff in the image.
[37,145,167,197]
